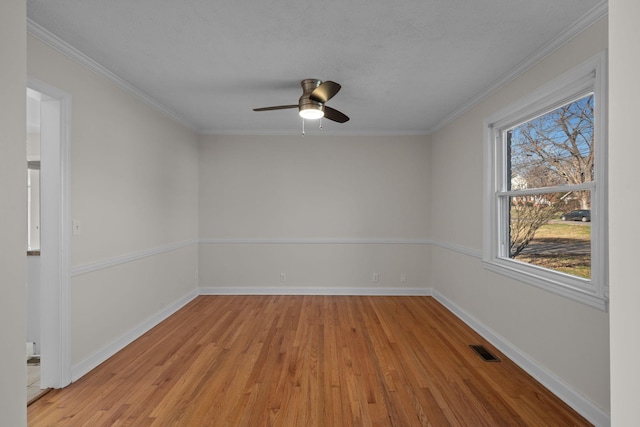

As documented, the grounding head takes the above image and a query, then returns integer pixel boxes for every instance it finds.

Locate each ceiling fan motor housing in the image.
[301,79,322,94]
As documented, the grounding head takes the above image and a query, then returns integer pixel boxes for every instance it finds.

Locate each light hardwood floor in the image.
[28,295,591,426]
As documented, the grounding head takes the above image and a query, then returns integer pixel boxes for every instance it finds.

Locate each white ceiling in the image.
[26,0,604,135]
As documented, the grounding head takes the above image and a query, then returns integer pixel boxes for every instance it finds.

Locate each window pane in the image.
[507,94,594,191]
[509,191,591,279]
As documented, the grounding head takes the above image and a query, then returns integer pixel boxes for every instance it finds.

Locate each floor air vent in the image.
[470,345,500,362]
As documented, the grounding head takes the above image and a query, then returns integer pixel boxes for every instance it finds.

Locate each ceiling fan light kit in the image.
[298,99,324,120]
[254,79,349,126]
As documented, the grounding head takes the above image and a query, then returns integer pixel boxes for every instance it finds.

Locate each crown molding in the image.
[198,129,431,137]
[26,18,428,138]
[27,19,198,132]
[428,0,608,135]
[27,0,607,138]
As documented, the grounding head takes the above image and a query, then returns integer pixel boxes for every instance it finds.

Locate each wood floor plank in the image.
[28,296,593,426]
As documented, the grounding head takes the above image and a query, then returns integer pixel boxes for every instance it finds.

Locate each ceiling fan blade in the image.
[253,105,298,111]
[309,81,341,103]
[323,106,349,123]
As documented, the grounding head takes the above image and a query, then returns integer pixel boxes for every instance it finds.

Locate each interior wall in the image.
[198,134,431,292]
[0,0,27,424]
[609,0,640,424]
[429,17,610,415]
[27,35,200,367]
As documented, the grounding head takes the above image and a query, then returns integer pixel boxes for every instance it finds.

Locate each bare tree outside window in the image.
[509,194,563,258]
[510,94,594,206]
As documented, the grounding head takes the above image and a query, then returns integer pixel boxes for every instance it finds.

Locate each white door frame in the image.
[28,76,72,388]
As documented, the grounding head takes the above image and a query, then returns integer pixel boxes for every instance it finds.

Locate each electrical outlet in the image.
[372,272,379,282]
[400,274,407,283]
[280,273,287,282]
[72,220,82,235]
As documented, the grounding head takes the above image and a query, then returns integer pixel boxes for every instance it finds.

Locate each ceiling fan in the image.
[253,79,349,123]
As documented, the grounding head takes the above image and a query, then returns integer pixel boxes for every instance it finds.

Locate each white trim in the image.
[71,239,198,277]
[71,289,198,382]
[484,56,602,130]
[26,19,197,132]
[199,287,432,296]
[592,48,609,301]
[497,182,595,197]
[429,239,483,259]
[198,129,431,137]
[199,237,431,245]
[483,261,607,311]
[199,237,483,260]
[432,290,610,427]
[428,1,608,134]
[28,77,73,389]
[198,236,604,308]
[71,238,433,277]
[26,19,428,138]
[482,52,608,311]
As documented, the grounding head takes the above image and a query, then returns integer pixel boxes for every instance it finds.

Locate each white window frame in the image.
[483,53,608,311]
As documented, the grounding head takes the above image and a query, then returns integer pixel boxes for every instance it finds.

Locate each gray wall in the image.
[429,18,610,413]
[198,134,431,292]
[0,0,27,425]
[27,35,201,369]
[609,0,640,424]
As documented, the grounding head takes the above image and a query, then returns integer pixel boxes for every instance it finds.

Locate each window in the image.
[483,53,607,310]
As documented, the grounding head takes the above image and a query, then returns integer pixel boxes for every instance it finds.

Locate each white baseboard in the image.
[71,289,199,382]
[198,286,432,296]
[432,289,610,427]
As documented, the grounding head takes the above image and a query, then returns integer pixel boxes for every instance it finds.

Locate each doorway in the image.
[26,88,42,402]
[26,78,72,396]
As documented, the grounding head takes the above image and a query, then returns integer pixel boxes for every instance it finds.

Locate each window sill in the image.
[483,259,608,311]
